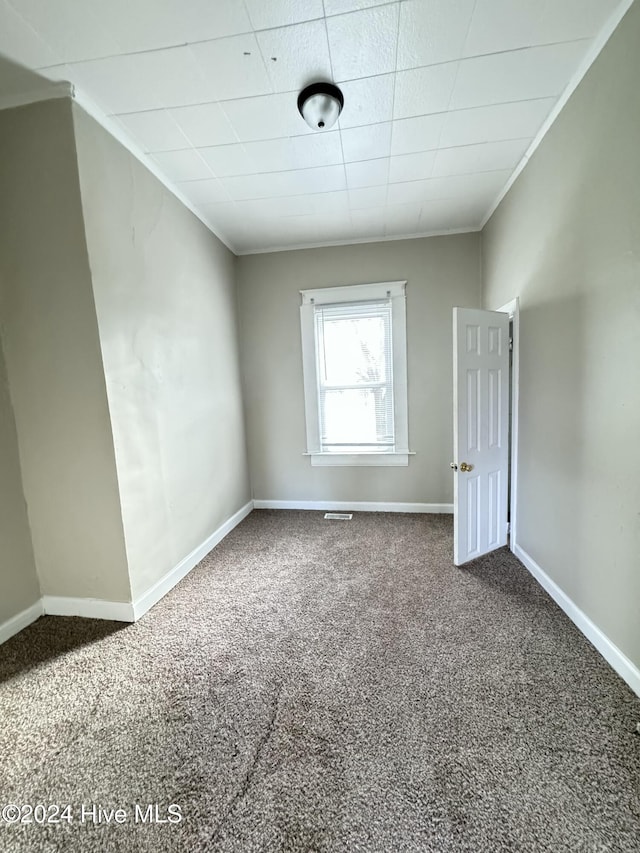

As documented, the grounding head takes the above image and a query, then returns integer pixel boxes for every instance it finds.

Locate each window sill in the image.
[304,451,414,467]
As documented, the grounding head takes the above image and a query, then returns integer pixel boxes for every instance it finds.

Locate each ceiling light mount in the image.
[297,82,344,131]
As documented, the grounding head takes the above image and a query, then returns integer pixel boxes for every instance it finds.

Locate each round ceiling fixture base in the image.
[297,82,344,131]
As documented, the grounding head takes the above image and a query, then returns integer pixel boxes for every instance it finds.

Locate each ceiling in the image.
[0,0,629,254]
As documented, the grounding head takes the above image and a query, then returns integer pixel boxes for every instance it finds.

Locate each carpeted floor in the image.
[1,510,639,852]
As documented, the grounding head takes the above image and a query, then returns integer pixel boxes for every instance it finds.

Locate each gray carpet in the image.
[1,510,639,852]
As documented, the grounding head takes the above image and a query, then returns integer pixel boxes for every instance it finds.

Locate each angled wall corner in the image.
[0,98,132,611]
[70,101,251,605]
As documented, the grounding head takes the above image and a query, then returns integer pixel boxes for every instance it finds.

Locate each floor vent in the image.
[324,512,353,520]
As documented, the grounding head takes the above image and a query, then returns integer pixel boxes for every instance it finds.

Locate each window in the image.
[300,281,410,466]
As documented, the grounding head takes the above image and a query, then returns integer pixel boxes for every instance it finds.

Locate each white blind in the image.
[314,299,395,453]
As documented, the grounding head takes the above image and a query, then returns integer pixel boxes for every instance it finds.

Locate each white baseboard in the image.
[513,543,640,698]
[253,500,453,513]
[132,500,254,620]
[42,595,135,622]
[0,600,44,645]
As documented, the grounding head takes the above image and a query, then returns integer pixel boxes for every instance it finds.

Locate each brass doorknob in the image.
[459,462,474,472]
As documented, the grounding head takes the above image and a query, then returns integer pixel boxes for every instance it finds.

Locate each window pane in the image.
[320,388,393,448]
[318,313,389,386]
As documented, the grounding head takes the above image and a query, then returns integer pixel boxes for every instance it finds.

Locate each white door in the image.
[452,308,510,566]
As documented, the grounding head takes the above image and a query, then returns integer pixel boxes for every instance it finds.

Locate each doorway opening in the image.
[498,298,520,554]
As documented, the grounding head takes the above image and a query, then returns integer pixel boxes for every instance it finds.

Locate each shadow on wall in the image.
[0,51,68,104]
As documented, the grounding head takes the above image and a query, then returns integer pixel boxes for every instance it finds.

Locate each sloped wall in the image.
[72,104,251,600]
[0,99,131,605]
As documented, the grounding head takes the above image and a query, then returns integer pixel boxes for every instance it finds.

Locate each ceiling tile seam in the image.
[322,0,350,214]
[110,95,559,157]
[198,23,271,166]
[15,10,391,74]
[236,226,481,257]
[209,166,508,204]
[151,41,238,169]
[35,35,593,86]
[248,13,287,99]
[383,0,403,221]
[136,135,545,179]
[240,0,258,32]
[181,164,510,202]
[110,92,561,125]
[3,0,64,66]
[430,0,480,160]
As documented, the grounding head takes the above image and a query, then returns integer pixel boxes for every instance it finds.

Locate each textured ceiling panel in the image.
[0,0,629,252]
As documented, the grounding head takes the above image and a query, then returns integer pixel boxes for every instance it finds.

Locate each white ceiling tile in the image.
[116,110,191,153]
[151,149,214,182]
[8,0,616,254]
[440,98,556,148]
[170,102,238,147]
[324,0,385,16]
[341,123,392,163]
[9,0,123,62]
[239,139,293,173]
[451,42,590,111]
[349,208,386,239]
[109,0,253,53]
[345,158,389,189]
[69,54,161,114]
[126,46,215,109]
[397,0,476,70]
[242,134,343,173]
[198,144,253,178]
[191,36,272,102]
[464,0,620,57]
[0,0,60,67]
[312,214,356,243]
[390,113,446,156]
[386,169,510,206]
[198,201,241,220]
[289,132,344,169]
[176,178,231,205]
[432,138,529,178]
[222,92,311,141]
[384,204,422,236]
[304,190,351,215]
[419,196,486,230]
[348,185,388,210]
[389,151,437,184]
[338,74,395,129]
[387,180,434,206]
[256,20,331,94]
[244,0,324,30]
[238,190,349,218]
[220,165,347,200]
[327,3,399,81]
[234,197,305,218]
[307,191,351,215]
[393,63,459,120]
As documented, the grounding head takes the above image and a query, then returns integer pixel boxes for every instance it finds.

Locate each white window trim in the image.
[300,280,412,467]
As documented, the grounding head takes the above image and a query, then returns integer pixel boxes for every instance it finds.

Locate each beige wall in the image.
[0,340,40,623]
[0,99,131,602]
[72,105,251,600]
[482,2,640,666]
[237,234,481,503]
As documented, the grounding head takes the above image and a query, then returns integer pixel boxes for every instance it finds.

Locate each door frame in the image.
[497,297,520,553]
